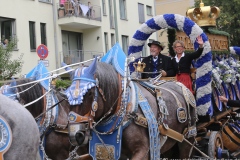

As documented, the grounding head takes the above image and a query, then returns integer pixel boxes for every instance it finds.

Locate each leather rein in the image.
[70,74,124,134]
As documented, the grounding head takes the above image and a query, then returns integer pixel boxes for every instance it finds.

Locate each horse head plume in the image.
[9,78,17,93]
[0,78,18,101]
[81,57,97,81]
[65,58,98,106]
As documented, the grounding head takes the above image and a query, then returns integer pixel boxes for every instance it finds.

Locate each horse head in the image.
[66,58,120,146]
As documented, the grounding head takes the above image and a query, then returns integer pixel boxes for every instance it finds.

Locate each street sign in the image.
[36,44,48,59]
[38,60,49,67]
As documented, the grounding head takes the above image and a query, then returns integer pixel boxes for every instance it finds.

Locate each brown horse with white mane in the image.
[66,58,197,159]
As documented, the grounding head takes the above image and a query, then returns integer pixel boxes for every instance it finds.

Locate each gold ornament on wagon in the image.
[133,60,146,72]
[186,0,220,27]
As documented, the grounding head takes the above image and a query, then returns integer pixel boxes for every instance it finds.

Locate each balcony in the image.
[57,1,102,29]
[60,50,104,65]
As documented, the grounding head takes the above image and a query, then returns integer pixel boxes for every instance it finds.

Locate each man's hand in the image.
[219,96,228,103]
[161,70,167,77]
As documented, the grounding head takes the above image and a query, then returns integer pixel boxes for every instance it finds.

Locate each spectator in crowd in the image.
[87,1,93,18]
[60,0,66,7]
[2,39,8,49]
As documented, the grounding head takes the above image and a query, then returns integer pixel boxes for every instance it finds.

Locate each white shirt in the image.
[153,56,158,62]
[175,52,185,63]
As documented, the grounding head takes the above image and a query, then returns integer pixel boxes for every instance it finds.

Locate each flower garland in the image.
[128,14,212,116]
[230,46,240,56]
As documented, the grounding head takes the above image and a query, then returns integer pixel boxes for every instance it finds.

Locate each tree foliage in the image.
[0,38,23,80]
[194,0,240,46]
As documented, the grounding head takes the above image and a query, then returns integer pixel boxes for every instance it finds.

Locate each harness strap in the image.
[137,86,160,160]
[115,74,122,114]
[40,88,47,125]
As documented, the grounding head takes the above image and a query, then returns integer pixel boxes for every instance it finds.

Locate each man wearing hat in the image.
[141,40,176,79]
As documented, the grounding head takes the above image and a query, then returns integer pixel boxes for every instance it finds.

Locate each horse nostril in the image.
[75,131,85,145]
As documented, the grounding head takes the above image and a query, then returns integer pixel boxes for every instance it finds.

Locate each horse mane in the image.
[95,62,119,113]
[16,78,44,117]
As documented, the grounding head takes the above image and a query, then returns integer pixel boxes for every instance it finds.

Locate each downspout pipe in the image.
[52,0,59,71]
[113,0,119,42]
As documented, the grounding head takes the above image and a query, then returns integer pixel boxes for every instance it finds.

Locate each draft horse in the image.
[0,94,40,160]
[12,78,89,160]
[67,59,197,159]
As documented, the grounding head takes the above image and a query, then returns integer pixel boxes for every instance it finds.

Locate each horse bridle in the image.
[68,74,124,146]
[68,75,109,146]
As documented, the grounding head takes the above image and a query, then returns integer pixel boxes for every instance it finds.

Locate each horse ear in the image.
[85,57,98,75]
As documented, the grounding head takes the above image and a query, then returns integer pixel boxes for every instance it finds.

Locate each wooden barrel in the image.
[222,123,240,152]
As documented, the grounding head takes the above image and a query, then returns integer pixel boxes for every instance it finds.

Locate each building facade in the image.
[0,0,157,76]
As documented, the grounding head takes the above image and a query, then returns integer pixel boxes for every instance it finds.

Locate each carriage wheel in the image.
[208,131,224,158]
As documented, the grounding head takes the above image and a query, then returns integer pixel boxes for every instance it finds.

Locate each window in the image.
[138,3,145,23]
[29,21,36,50]
[122,35,128,55]
[109,0,115,28]
[146,5,152,16]
[104,32,108,53]
[0,17,16,43]
[40,23,47,46]
[111,33,115,47]
[62,31,83,64]
[102,0,107,15]
[119,0,127,20]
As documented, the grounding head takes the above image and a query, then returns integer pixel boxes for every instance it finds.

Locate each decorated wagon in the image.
[1,1,240,160]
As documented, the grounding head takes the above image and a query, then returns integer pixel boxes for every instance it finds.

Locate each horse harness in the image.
[67,71,197,159]
[132,80,197,140]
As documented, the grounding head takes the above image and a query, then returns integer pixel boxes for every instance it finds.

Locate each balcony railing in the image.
[60,50,104,65]
[58,1,102,21]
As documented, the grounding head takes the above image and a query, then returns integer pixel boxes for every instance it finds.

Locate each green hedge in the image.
[55,79,71,89]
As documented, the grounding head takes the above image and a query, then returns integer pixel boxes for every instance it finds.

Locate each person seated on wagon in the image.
[219,96,240,107]
[172,36,204,93]
[141,40,176,79]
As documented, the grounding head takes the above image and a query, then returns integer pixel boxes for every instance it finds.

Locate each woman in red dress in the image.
[173,36,204,93]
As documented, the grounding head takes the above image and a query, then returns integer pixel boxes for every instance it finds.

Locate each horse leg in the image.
[122,124,150,160]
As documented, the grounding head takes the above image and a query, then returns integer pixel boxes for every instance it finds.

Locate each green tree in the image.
[0,38,23,80]
[194,0,240,46]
